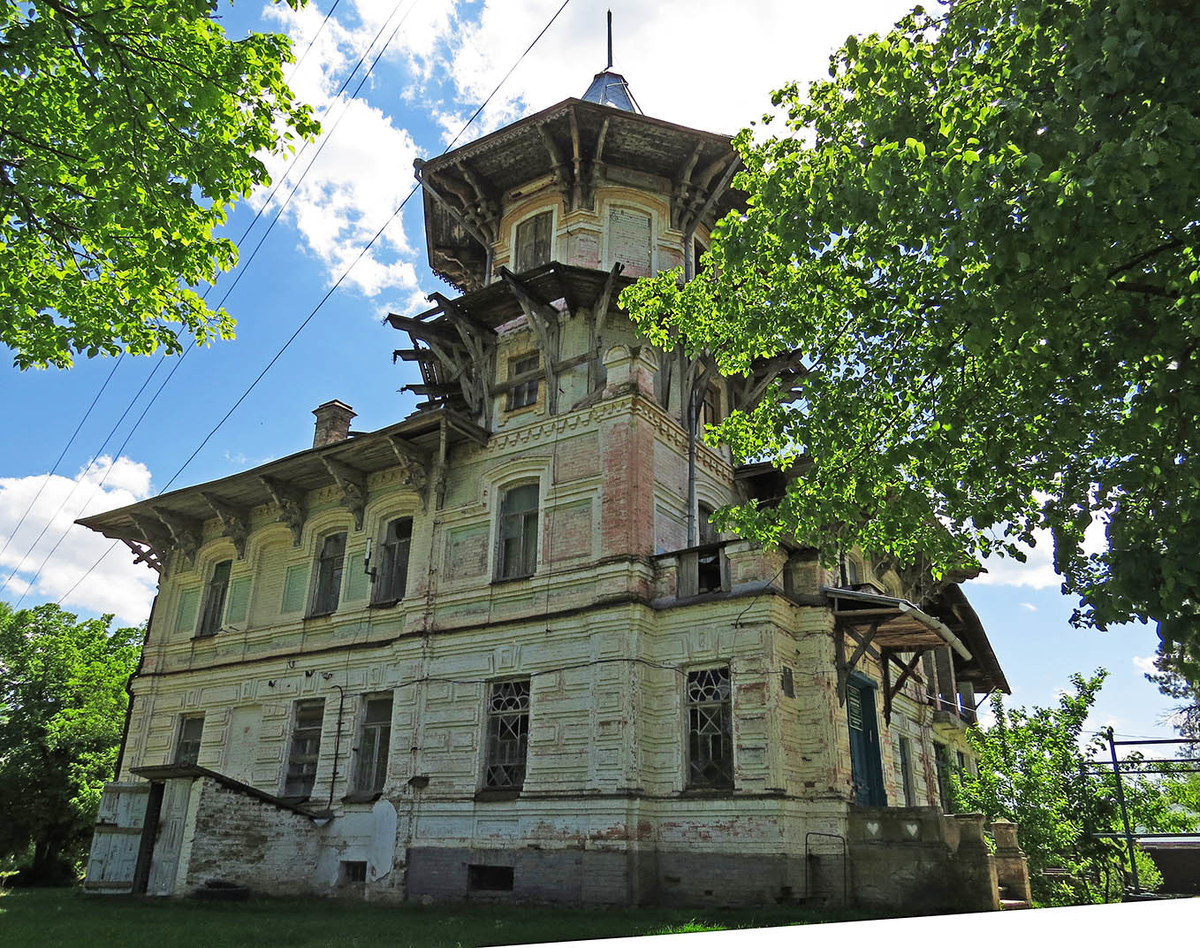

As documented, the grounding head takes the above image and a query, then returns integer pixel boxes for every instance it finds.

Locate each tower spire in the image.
[606,10,613,70]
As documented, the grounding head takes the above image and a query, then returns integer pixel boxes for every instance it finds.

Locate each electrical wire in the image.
[52,0,577,607]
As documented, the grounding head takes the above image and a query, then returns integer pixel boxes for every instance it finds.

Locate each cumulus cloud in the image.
[1132,654,1158,676]
[0,457,158,625]
[251,0,918,297]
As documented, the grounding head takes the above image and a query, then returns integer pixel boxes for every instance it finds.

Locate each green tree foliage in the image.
[0,602,140,884]
[1145,643,1200,748]
[0,0,320,369]
[954,670,1191,904]
[621,0,1200,672]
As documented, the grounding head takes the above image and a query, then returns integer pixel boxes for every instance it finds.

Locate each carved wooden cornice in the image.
[259,475,307,546]
[320,457,368,531]
[200,493,251,560]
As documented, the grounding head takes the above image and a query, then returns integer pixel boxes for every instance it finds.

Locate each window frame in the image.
[685,665,734,790]
[283,698,325,800]
[700,381,721,430]
[352,692,394,796]
[174,713,205,766]
[483,678,531,790]
[512,209,554,274]
[898,734,916,806]
[195,558,232,638]
[371,517,412,606]
[495,482,539,581]
[603,201,655,276]
[309,531,348,617]
[505,353,541,412]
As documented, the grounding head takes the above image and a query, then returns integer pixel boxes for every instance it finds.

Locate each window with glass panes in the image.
[373,518,412,604]
[283,699,324,798]
[310,532,346,616]
[175,714,204,766]
[354,694,393,793]
[196,559,231,637]
[497,484,538,579]
[686,666,733,788]
[506,354,540,410]
[484,679,530,788]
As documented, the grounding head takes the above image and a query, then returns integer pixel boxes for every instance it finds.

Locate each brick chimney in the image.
[312,400,356,448]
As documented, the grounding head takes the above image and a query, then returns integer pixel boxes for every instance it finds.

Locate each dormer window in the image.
[514,211,552,273]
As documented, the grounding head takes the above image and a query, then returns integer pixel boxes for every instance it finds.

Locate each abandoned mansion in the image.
[79,65,1025,910]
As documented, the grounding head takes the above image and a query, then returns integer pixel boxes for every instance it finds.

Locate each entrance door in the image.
[847,679,886,806]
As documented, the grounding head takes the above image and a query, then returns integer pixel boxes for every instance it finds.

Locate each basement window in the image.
[686,666,733,789]
[468,864,514,892]
[340,861,367,884]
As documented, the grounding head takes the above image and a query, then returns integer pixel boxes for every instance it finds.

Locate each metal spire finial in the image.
[606,10,613,70]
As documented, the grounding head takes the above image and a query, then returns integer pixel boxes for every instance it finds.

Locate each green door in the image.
[848,678,886,806]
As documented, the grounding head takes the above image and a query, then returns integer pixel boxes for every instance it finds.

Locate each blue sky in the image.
[0,0,1179,742]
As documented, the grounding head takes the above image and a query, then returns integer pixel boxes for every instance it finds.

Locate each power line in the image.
[54,0,577,607]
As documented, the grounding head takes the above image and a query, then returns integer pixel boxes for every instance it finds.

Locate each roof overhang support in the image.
[122,537,163,574]
[588,261,624,393]
[498,267,563,414]
[200,493,250,560]
[260,476,307,546]
[881,649,924,724]
[682,155,742,240]
[414,159,494,286]
[429,292,497,427]
[320,457,368,531]
[151,507,202,566]
[387,435,432,511]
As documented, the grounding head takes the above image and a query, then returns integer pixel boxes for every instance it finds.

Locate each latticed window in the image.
[497,484,538,579]
[514,211,552,273]
[284,699,325,798]
[354,694,393,793]
[485,679,530,788]
[686,666,733,788]
[196,559,231,637]
[507,354,540,410]
[373,518,412,604]
[311,532,346,616]
[175,714,204,766]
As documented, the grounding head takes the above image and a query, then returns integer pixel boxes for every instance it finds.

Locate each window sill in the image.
[368,598,401,610]
[680,786,735,798]
[191,632,218,641]
[475,788,522,802]
[342,790,383,804]
[491,574,534,586]
[304,610,336,621]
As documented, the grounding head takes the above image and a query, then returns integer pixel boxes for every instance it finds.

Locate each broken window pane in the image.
[354,694,393,793]
[175,714,204,766]
[311,532,346,616]
[498,484,538,579]
[686,666,733,788]
[373,518,412,604]
[196,560,231,637]
[284,698,325,798]
[485,679,530,788]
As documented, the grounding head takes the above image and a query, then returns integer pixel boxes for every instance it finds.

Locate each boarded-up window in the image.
[485,679,530,788]
[608,207,652,277]
[687,666,733,788]
[174,588,200,634]
[284,699,324,798]
[514,211,552,273]
[224,576,251,625]
[281,563,309,614]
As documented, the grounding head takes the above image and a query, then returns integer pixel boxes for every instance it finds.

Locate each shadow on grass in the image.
[0,887,906,948]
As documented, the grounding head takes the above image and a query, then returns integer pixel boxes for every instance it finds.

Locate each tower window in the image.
[514,211,552,273]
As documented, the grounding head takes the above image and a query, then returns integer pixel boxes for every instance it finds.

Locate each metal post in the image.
[1106,726,1140,893]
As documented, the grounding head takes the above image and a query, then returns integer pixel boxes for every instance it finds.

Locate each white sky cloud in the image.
[0,457,158,625]
[1018,602,1037,612]
[1132,654,1158,675]
[250,0,918,297]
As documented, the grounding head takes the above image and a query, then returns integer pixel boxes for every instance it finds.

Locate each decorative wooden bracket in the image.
[129,513,174,572]
[387,435,431,509]
[320,458,368,531]
[728,348,808,412]
[259,476,307,546]
[537,123,573,208]
[834,619,882,706]
[200,493,251,560]
[151,507,203,566]
[429,292,497,426]
[671,142,704,230]
[498,267,562,413]
[681,155,742,240]
[587,117,610,194]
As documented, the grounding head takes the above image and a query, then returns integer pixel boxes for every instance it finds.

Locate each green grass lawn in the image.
[0,887,895,948]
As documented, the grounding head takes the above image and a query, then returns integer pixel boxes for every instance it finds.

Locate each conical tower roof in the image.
[581,70,639,113]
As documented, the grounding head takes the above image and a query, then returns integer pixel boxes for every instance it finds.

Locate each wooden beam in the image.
[567,105,584,210]
[536,124,572,205]
[386,314,458,343]
[320,457,368,531]
[386,436,430,507]
[683,155,742,239]
[497,267,561,413]
[413,160,492,250]
[446,415,491,447]
[392,348,438,364]
[151,507,203,565]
